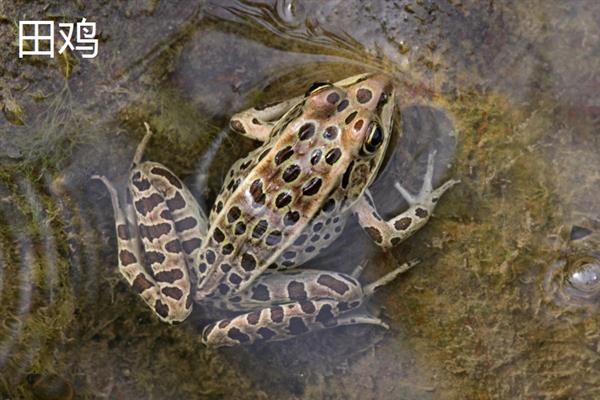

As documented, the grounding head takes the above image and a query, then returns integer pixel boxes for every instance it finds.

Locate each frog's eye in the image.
[305,81,331,96]
[363,123,384,154]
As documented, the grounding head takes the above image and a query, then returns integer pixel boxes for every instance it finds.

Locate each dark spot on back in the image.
[249,179,266,206]
[275,192,292,208]
[325,148,342,165]
[298,123,315,140]
[283,250,296,260]
[337,99,349,112]
[139,223,172,241]
[218,283,230,295]
[344,111,358,124]
[213,227,225,242]
[222,243,234,255]
[227,206,241,223]
[282,164,301,182]
[322,198,336,212]
[252,219,269,239]
[326,92,340,104]
[266,230,282,245]
[310,149,322,165]
[302,177,322,196]
[165,239,182,253]
[356,88,373,103]
[284,211,300,226]
[323,126,338,140]
[241,253,257,271]
[234,221,246,235]
[229,273,242,285]
[205,249,216,264]
[274,146,294,165]
[221,264,231,273]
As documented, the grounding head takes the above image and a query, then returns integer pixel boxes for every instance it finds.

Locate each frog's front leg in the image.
[229,96,302,141]
[201,262,417,347]
[356,150,459,248]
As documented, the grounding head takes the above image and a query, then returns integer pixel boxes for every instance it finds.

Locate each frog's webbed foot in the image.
[394,150,460,210]
[355,150,459,248]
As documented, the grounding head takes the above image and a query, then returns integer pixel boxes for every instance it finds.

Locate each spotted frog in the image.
[93,73,458,347]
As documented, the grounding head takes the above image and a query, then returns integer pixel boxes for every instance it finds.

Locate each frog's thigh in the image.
[229,96,301,142]
[202,270,366,347]
[94,175,193,323]
[137,162,208,261]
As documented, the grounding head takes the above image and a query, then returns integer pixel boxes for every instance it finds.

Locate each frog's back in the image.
[195,74,395,300]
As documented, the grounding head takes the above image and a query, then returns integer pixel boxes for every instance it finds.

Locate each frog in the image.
[92,73,459,347]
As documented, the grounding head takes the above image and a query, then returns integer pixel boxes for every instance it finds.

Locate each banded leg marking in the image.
[356,150,459,248]
[202,262,415,347]
[93,175,192,323]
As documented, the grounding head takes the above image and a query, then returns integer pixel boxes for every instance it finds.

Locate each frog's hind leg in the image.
[355,150,459,249]
[201,262,416,347]
[92,174,193,323]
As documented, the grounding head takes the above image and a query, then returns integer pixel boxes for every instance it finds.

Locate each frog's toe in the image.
[394,149,459,207]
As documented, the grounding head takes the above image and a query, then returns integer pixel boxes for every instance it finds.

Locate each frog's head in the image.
[300,73,396,200]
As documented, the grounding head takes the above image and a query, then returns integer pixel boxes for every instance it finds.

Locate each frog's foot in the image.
[200,265,412,348]
[394,150,460,210]
[355,150,459,249]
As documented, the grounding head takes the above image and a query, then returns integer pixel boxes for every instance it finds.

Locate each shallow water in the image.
[1,0,599,398]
